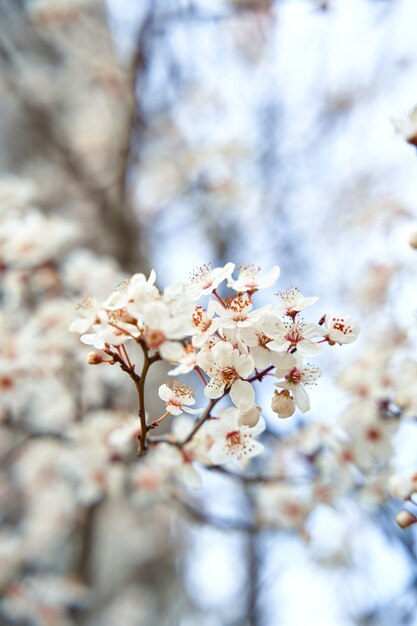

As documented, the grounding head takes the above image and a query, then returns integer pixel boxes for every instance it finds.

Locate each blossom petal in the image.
[230,379,255,408]
[158,384,172,402]
[160,341,184,362]
[292,384,310,412]
[205,377,225,399]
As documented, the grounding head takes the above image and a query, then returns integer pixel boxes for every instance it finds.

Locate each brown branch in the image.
[107,342,160,455]
[247,365,274,383]
[181,397,221,445]
[135,340,161,455]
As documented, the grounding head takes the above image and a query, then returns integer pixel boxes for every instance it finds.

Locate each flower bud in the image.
[87,351,104,365]
[271,390,295,419]
[238,404,262,427]
[409,231,417,250]
[396,510,417,529]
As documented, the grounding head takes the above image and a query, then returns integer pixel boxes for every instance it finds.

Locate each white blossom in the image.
[268,320,323,356]
[228,264,280,292]
[188,262,235,299]
[197,340,255,407]
[191,301,219,347]
[207,406,265,465]
[214,292,270,331]
[276,287,319,317]
[103,271,159,313]
[323,312,360,345]
[274,353,321,413]
[238,313,282,368]
[69,296,105,334]
[158,382,201,416]
[140,301,191,361]
[168,343,199,375]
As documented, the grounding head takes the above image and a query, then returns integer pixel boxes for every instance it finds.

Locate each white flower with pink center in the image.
[207,407,265,465]
[238,313,282,368]
[214,293,270,331]
[228,264,280,292]
[168,343,199,376]
[79,309,140,349]
[188,262,235,299]
[103,270,158,313]
[323,312,360,345]
[256,484,312,529]
[69,296,105,335]
[268,320,323,357]
[158,381,201,416]
[274,353,321,413]
[191,301,219,347]
[340,403,398,470]
[140,301,192,362]
[197,340,255,407]
[276,287,319,317]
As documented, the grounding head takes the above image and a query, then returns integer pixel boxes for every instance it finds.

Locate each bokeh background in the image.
[2,0,417,625]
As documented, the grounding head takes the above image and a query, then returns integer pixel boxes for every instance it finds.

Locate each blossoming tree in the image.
[3,1,417,625]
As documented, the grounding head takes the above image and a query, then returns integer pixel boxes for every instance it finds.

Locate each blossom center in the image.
[192,307,212,332]
[286,367,302,384]
[225,293,251,321]
[190,263,213,289]
[169,381,194,404]
[0,376,13,390]
[282,502,303,519]
[239,264,261,288]
[146,329,166,350]
[332,319,352,335]
[226,430,241,446]
[284,326,303,344]
[257,333,271,348]
[366,427,381,442]
[168,398,183,408]
[221,367,239,386]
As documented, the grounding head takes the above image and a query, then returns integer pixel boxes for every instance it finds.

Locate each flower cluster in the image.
[254,400,400,533]
[71,262,359,467]
[0,180,125,430]
[0,177,184,625]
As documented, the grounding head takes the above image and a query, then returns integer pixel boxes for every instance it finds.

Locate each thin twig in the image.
[135,340,161,454]
[181,397,220,445]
